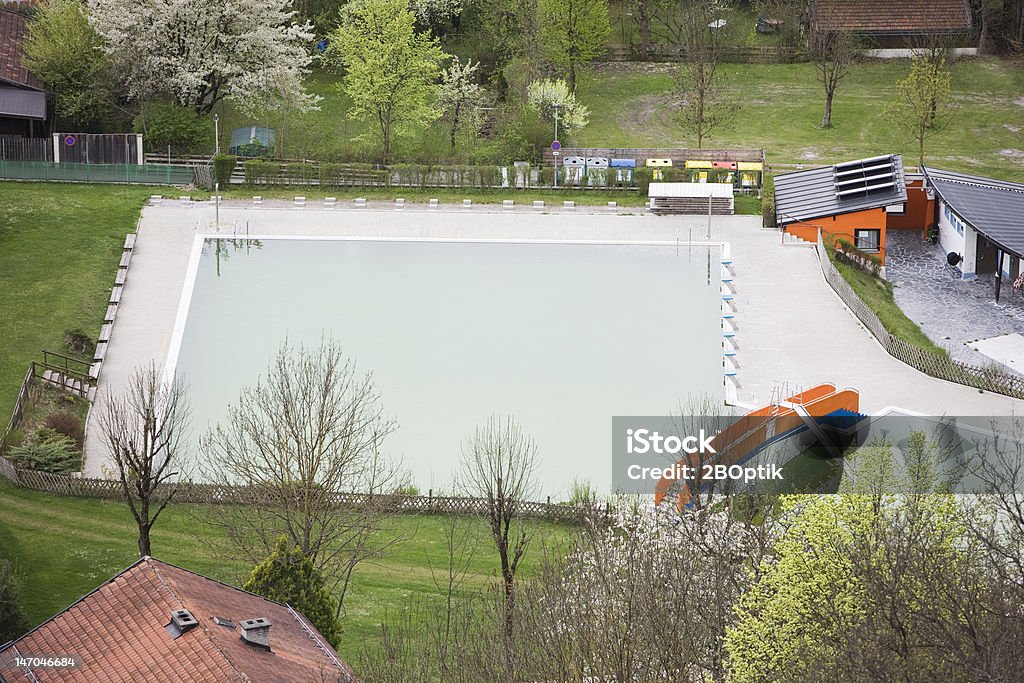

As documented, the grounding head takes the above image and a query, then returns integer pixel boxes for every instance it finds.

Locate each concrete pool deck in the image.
[81,202,1024,477]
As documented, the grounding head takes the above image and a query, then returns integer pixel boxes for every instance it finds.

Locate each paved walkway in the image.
[886,230,1024,366]
[82,201,1024,476]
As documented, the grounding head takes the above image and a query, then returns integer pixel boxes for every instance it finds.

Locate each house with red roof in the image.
[0,7,47,136]
[812,0,974,52]
[0,557,359,682]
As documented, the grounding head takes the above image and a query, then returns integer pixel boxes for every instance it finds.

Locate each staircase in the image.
[36,351,95,401]
[651,196,734,215]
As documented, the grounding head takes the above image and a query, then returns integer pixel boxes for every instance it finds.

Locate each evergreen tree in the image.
[243,537,343,647]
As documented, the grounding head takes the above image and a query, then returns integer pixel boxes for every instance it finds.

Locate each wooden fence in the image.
[0,362,604,524]
[639,45,805,64]
[815,230,1024,399]
[0,464,607,524]
[1,364,36,461]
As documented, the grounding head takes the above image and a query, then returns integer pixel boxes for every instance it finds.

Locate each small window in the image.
[854,229,881,252]
[885,203,905,214]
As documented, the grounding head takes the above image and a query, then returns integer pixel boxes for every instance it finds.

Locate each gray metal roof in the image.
[0,84,44,119]
[775,154,907,224]
[922,166,1024,257]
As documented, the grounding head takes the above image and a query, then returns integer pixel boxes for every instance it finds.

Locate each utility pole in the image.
[214,114,220,155]
[552,103,561,189]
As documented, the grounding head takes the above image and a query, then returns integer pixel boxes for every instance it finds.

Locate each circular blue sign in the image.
[63,135,76,147]
[551,140,561,151]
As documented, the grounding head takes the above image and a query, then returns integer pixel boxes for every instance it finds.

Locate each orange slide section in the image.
[653,384,860,506]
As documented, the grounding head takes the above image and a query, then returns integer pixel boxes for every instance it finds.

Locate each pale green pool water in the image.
[173,238,722,497]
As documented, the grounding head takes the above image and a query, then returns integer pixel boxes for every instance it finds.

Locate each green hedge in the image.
[244,159,279,185]
[320,163,386,187]
[213,154,237,187]
[761,175,776,228]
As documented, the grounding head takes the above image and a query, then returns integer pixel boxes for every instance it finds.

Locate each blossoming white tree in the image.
[526,78,590,137]
[86,0,317,114]
[437,57,487,152]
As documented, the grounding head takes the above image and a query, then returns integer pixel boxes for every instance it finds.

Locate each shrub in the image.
[834,237,882,276]
[393,484,420,496]
[234,140,273,158]
[135,101,208,154]
[64,327,94,357]
[761,175,776,228]
[0,560,29,645]
[8,435,80,473]
[633,167,653,195]
[212,154,237,187]
[4,428,23,449]
[43,412,84,447]
[244,159,278,185]
[566,479,597,507]
[284,162,315,185]
[243,536,343,647]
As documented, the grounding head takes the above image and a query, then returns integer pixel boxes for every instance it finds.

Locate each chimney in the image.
[239,617,272,651]
[165,609,199,640]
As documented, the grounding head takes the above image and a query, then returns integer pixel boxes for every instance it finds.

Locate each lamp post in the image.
[213,114,220,155]
[552,102,561,188]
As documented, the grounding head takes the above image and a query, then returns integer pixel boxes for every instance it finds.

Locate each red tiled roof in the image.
[815,0,971,33]
[0,8,44,90]
[0,558,359,682]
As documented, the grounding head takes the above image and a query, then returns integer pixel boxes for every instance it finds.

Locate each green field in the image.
[0,184,161,423]
[213,58,1024,181]
[832,256,947,355]
[574,59,1024,180]
[0,478,571,659]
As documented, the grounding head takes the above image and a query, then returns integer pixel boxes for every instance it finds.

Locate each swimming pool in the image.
[170,237,722,497]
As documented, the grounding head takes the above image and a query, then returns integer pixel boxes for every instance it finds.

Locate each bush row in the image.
[241,160,656,190]
[244,160,388,187]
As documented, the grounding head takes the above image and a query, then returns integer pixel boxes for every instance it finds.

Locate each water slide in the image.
[653,384,861,506]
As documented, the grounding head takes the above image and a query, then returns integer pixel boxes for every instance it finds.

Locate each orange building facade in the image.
[782,177,935,262]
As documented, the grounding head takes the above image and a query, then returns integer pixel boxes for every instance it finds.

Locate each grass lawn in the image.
[0,478,573,660]
[831,256,947,355]
[575,58,1024,181]
[210,58,1024,185]
[0,184,165,424]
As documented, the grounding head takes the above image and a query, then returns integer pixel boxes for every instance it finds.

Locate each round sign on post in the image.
[63,135,76,147]
[551,140,561,151]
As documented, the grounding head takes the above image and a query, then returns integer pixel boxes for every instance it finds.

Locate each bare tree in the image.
[99,362,191,557]
[669,0,737,149]
[426,514,481,677]
[884,57,955,167]
[200,339,404,615]
[458,415,539,644]
[809,3,860,128]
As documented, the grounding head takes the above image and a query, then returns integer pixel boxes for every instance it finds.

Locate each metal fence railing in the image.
[0,160,195,185]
